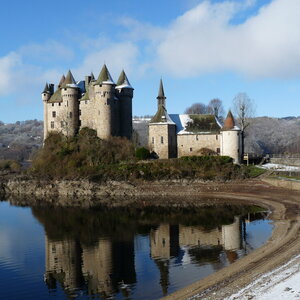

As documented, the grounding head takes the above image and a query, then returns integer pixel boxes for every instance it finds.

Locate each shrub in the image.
[135,147,150,160]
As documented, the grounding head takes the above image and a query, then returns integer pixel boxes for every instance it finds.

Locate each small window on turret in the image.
[50,121,54,129]
[59,103,61,106]
[52,111,56,118]
[161,136,164,144]
[52,103,54,107]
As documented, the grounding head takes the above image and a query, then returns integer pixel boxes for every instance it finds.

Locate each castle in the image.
[42,64,134,140]
[42,67,241,163]
[148,80,242,163]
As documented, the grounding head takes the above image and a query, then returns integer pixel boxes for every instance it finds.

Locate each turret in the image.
[42,83,51,102]
[60,70,80,136]
[94,64,116,139]
[116,70,134,139]
[220,110,241,163]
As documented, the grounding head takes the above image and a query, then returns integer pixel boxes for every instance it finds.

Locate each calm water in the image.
[0,200,273,300]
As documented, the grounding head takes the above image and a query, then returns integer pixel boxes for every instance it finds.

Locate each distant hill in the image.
[245,117,300,154]
[0,120,43,161]
[0,116,298,162]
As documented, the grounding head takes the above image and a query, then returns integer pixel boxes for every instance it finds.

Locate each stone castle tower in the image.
[42,65,134,140]
[148,79,177,159]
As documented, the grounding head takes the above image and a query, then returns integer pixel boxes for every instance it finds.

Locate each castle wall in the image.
[177,133,221,157]
[149,124,177,159]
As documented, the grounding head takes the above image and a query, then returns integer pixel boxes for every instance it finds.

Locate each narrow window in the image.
[152,137,154,144]
[196,135,199,141]
[216,135,218,140]
[69,112,72,118]
[59,103,61,106]
[79,110,81,116]
[161,136,164,144]
[52,111,56,118]
[78,120,81,127]
[217,148,220,154]
[50,121,54,129]
[85,100,87,104]
[190,148,193,152]
[52,103,54,107]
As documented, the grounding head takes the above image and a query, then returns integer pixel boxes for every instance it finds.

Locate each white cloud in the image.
[156,0,300,78]
[74,41,140,81]
[0,53,22,95]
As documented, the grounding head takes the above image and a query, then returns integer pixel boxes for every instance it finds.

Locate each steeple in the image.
[95,64,115,85]
[223,110,235,130]
[116,70,133,89]
[157,79,166,108]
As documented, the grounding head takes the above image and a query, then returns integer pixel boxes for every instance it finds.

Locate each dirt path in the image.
[163,180,300,300]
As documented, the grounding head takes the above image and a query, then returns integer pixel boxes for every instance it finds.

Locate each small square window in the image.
[190,148,193,152]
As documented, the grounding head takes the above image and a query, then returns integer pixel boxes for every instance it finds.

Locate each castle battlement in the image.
[42,65,134,140]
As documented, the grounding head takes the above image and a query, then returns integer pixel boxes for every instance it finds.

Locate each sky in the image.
[0,0,300,122]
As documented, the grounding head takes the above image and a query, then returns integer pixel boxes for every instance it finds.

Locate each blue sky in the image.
[0,0,299,122]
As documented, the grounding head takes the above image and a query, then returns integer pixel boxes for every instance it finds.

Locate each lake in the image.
[0,199,273,300]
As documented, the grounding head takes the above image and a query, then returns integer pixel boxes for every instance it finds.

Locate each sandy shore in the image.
[163,179,300,300]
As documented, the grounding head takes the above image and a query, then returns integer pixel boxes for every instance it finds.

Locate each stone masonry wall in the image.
[177,133,221,157]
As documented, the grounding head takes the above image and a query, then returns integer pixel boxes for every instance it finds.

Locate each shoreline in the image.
[2,176,300,299]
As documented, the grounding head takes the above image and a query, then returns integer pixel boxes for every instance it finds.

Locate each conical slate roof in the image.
[63,70,76,86]
[95,64,115,85]
[58,75,66,88]
[116,70,133,89]
[157,79,165,99]
[42,83,50,94]
[222,110,235,130]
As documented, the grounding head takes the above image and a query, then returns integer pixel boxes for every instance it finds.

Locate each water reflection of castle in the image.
[44,237,136,298]
[43,215,244,298]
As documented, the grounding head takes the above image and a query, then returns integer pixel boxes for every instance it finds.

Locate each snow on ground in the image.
[260,163,300,172]
[226,254,300,300]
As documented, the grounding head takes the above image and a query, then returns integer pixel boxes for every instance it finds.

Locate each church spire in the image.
[157,79,166,109]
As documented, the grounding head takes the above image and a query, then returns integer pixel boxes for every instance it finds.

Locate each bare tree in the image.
[184,103,208,114]
[207,98,225,120]
[232,93,255,157]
